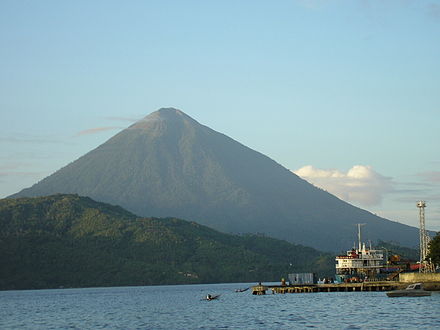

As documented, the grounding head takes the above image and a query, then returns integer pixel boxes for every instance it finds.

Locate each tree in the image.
[428,232,440,266]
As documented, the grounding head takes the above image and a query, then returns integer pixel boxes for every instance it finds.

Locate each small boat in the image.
[205,294,220,301]
[235,287,249,292]
[386,283,431,297]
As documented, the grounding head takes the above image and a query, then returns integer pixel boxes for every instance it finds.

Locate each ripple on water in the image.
[0,285,439,329]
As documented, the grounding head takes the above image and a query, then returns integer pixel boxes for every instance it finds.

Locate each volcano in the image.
[11,108,419,251]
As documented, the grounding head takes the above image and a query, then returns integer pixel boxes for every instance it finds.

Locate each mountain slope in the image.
[0,194,333,290]
[11,108,419,251]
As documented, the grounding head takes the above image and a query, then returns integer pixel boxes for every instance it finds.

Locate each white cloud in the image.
[418,171,440,183]
[427,3,440,20]
[0,135,66,144]
[294,165,394,206]
[76,126,122,136]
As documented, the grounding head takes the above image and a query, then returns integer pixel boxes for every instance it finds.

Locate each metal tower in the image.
[417,201,434,273]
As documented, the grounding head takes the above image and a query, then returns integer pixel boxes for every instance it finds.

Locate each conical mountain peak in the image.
[155,107,186,117]
[145,107,187,121]
[129,107,199,130]
[10,108,420,251]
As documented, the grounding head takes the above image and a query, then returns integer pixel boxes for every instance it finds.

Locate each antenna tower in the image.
[417,201,434,273]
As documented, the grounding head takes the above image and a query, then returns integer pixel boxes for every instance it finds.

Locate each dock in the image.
[252,281,406,295]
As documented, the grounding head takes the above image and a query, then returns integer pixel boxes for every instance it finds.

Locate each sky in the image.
[1,0,440,231]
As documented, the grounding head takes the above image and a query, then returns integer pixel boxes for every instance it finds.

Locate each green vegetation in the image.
[428,232,440,266]
[0,194,334,290]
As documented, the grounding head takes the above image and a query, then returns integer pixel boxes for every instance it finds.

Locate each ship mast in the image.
[357,223,365,251]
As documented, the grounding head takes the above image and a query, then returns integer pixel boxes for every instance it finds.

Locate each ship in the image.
[335,224,384,283]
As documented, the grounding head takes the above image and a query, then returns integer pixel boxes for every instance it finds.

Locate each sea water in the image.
[1,283,439,329]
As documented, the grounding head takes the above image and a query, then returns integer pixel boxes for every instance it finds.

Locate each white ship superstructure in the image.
[335,224,384,281]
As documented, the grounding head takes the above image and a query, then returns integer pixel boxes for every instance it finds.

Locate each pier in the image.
[252,281,406,295]
[252,273,440,295]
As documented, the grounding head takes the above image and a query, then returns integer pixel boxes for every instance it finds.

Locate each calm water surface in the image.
[1,283,439,329]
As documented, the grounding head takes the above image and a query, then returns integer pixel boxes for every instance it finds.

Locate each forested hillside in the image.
[0,194,334,290]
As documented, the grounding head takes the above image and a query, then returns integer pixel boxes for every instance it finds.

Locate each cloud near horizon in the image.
[417,171,440,183]
[76,126,122,136]
[294,165,394,207]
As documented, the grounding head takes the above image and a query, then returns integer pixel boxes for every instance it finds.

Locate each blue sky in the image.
[1,0,439,230]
